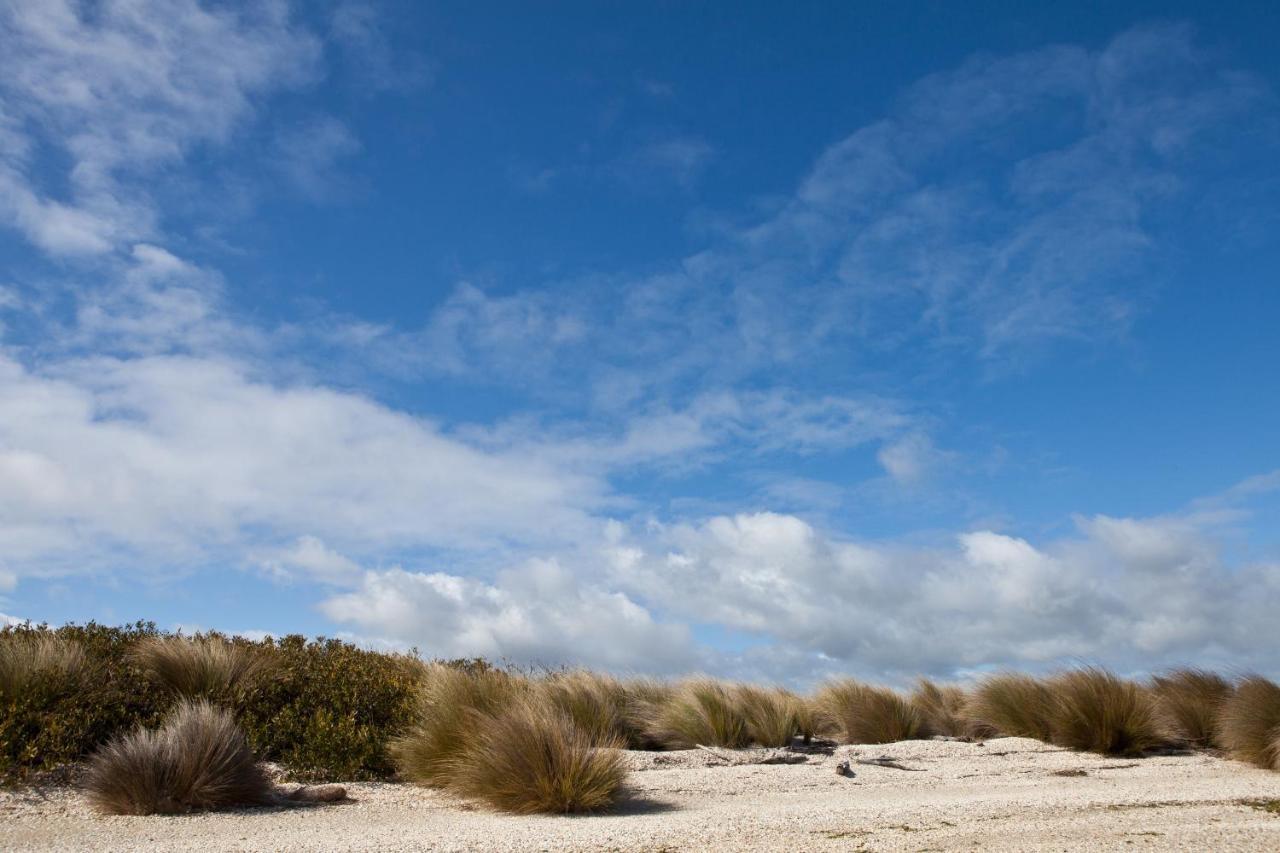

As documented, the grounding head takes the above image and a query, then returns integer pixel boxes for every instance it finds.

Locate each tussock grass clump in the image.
[392,664,526,786]
[0,633,85,700]
[85,699,274,815]
[816,679,923,744]
[537,670,640,747]
[643,678,750,749]
[910,679,972,738]
[132,636,271,700]
[735,685,806,747]
[452,695,626,814]
[1045,668,1166,756]
[1218,675,1280,770]
[1150,668,1234,748]
[968,673,1055,741]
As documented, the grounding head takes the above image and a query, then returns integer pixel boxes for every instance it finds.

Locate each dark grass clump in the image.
[452,695,626,814]
[642,678,751,749]
[968,673,1056,742]
[391,664,526,787]
[0,632,86,701]
[131,636,272,701]
[1218,675,1280,770]
[910,679,972,738]
[1150,668,1234,749]
[1045,667,1167,756]
[815,679,923,744]
[84,699,274,815]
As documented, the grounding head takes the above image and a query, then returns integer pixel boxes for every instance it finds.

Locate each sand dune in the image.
[3,737,1279,851]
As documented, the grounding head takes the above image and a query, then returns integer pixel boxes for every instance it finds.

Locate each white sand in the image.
[4,738,1279,851]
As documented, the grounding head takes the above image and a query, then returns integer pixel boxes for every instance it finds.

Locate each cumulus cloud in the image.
[602,503,1280,680]
[321,559,697,672]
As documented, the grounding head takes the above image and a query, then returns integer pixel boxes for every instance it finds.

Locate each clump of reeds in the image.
[537,670,639,747]
[641,678,751,749]
[1045,667,1166,756]
[451,694,627,814]
[0,632,85,700]
[1150,668,1234,748]
[735,685,806,747]
[967,673,1055,741]
[910,678,972,738]
[815,679,923,744]
[1218,675,1280,770]
[84,699,274,815]
[131,636,271,699]
[391,663,526,787]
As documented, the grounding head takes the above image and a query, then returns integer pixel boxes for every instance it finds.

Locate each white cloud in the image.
[876,432,952,483]
[254,536,364,586]
[321,559,696,672]
[0,0,320,256]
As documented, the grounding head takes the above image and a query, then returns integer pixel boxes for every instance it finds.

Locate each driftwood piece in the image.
[695,745,809,765]
[852,756,925,772]
[279,784,348,804]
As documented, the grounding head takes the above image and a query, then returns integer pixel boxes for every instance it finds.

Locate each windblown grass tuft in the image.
[1150,668,1234,748]
[816,679,923,744]
[84,699,274,815]
[392,664,526,787]
[1218,675,1280,770]
[131,636,271,700]
[1045,667,1166,756]
[968,673,1055,741]
[452,694,626,814]
[642,678,750,749]
[537,670,640,747]
[910,679,972,738]
[735,685,806,747]
[0,633,85,700]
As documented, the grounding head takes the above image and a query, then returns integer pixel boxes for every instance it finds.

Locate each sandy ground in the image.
[3,737,1280,852]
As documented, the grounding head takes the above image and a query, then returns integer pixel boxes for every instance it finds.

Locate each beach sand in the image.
[4,737,1279,851]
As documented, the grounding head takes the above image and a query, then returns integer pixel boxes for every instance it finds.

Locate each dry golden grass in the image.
[0,633,85,699]
[910,678,972,738]
[735,685,806,747]
[451,694,627,814]
[1218,675,1280,770]
[131,636,272,699]
[391,664,527,787]
[968,673,1055,741]
[815,679,923,744]
[84,699,274,815]
[1150,668,1234,748]
[537,670,639,747]
[641,677,751,749]
[1045,667,1167,756]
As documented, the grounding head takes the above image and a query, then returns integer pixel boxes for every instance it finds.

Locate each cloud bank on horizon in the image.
[0,1,1277,684]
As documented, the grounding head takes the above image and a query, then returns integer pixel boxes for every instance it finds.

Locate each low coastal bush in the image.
[452,695,626,814]
[1218,676,1280,770]
[85,699,274,815]
[1045,668,1166,756]
[968,673,1055,741]
[1151,668,1234,748]
[816,679,923,744]
[910,679,972,738]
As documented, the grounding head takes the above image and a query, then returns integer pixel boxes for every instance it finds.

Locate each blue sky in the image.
[0,1,1278,685]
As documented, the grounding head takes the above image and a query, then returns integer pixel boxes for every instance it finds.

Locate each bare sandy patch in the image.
[3,737,1279,851]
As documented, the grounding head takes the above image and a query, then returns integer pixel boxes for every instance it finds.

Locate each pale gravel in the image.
[3,738,1280,851]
